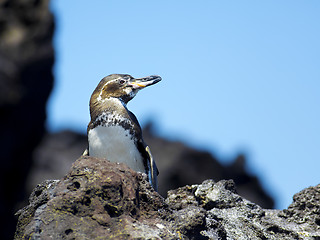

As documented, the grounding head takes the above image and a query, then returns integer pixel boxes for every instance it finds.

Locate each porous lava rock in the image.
[15,156,320,239]
[28,127,274,210]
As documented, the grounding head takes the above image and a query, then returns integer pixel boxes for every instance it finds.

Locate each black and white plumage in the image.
[83,74,161,191]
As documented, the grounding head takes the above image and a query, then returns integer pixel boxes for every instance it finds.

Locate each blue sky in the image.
[48,0,320,209]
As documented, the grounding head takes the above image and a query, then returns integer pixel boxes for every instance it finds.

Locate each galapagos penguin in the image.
[83,74,161,191]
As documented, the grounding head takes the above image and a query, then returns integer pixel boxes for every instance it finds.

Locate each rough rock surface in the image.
[15,156,320,239]
[27,128,274,210]
[143,124,274,208]
[0,0,54,239]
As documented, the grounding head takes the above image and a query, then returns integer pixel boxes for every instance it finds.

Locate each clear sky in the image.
[48,0,320,209]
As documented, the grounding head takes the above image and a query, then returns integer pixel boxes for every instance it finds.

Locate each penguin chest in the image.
[88,124,145,173]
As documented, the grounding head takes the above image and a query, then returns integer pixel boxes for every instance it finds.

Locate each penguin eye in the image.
[119,79,126,85]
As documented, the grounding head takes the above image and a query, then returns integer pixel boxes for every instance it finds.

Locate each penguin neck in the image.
[103,97,127,110]
[90,97,130,124]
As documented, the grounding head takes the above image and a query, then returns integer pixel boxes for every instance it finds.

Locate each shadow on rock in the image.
[15,156,320,239]
[27,127,274,210]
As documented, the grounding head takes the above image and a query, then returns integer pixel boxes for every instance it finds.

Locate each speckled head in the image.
[91,74,161,104]
[89,74,161,122]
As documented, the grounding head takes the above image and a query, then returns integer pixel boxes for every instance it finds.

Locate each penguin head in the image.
[92,74,161,104]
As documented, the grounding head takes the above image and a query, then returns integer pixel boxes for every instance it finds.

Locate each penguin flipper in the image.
[82,148,89,156]
[145,145,158,191]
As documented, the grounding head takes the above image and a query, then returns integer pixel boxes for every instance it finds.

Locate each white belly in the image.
[88,125,145,173]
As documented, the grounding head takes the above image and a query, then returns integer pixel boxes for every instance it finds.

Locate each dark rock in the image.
[0,0,54,239]
[144,123,274,209]
[27,128,274,210]
[15,156,320,239]
[170,206,208,240]
[16,156,174,239]
[279,184,320,230]
[26,130,88,194]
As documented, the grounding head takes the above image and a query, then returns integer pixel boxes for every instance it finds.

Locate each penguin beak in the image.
[129,75,161,89]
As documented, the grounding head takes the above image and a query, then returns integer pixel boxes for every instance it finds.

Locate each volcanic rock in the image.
[15,156,320,239]
[27,127,274,210]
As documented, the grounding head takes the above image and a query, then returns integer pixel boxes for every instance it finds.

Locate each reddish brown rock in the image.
[15,157,175,239]
[15,156,320,239]
[28,128,274,210]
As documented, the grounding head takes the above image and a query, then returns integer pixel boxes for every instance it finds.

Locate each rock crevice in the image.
[15,156,320,239]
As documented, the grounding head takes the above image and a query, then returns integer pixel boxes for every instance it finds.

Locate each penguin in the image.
[83,74,161,191]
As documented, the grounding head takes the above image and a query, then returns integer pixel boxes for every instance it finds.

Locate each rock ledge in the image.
[15,156,320,239]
